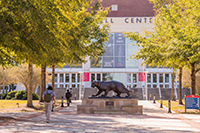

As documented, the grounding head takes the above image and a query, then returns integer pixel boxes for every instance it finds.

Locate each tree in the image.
[125,0,200,102]
[10,64,50,92]
[147,0,200,95]
[1,0,109,106]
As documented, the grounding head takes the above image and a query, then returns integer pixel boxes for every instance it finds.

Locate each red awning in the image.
[185,95,200,98]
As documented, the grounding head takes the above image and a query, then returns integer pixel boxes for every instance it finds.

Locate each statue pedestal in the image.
[77,98,143,115]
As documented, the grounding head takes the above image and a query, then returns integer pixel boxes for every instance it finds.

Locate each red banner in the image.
[138,72,146,82]
[81,72,90,82]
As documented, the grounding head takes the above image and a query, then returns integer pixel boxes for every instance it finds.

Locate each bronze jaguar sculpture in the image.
[91,80,130,97]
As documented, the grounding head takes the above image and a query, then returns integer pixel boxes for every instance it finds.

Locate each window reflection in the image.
[103,57,114,68]
[65,74,69,83]
[60,74,64,82]
[153,74,157,83]
[165,74,169,83]
[159,74,163,83]
[72,74,75,83]
[147,74,151,83]
[55,74,57,83]
[114,57,125,68]
[91,57,102,68]
[127,74,131,83]
[103,73,113,81]
[133,74,137,83]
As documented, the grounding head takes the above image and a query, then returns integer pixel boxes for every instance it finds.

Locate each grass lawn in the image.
[156,100,200,114]
[0,100,63,112]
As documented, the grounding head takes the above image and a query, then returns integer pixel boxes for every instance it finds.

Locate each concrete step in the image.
[94,109,129,115]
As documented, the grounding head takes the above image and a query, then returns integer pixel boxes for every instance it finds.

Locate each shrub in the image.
[5,91,17,99]
[1,93,7,99]
[15,90,27,100]
[0,94,6,99]
[2,90,39,100]
[32,93,40,100]
[19,91,39,100]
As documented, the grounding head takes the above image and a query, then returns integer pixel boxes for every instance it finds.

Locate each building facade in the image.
[48,0,176,99]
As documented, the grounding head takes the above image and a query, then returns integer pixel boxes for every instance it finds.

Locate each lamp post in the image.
[145,71,148,100]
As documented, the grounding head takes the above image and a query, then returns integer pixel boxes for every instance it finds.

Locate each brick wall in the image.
[101,0,155,17]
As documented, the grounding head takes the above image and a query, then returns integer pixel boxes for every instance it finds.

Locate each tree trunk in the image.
[191,63,196,95]
[179,68,183,104]
[52,65,55,91]
[5,86,7,93]
[171,71,176,101]
[40,63,46,102]
[2,85,4,94]
[27,58,33,107]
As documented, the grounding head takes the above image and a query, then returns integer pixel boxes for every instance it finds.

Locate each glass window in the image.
[133,74,137,83]
[104,44,113,56]
[133,84,137,88]
[165,84,169,88]
[103,73,113,81]
[72,74,75,83]
[63,63,82,68]
[91,73,95,83]
[60,84,64,88]
[153,74,157,83]
[114,33,125,44]
[126,43,138,57]
[91,57,102,68]
[60,74,64,82]
[147,74,151,83]
[126,59,138,68]
[115,45,125,56]
[103,57,114,68]
[114,57,125,68]
[127,74,131,83]
[65,74,69,83]
[159,74,163,83]
[97,74,101,81]
[147,84,151,88]
[165,74,169,83]
[160,84,163,88]
[77,84,80,88]
[72,84,75,87]
[77,74,80,82]
[127,84,131,89]
[55,74,57,83]
[65,84,68,88]
[105,33,114,45]
[153,84,157,88]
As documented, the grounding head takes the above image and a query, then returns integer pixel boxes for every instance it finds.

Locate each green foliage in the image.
[0,93,7,99]
[1,90,39,100]
[125,0,200,94]
[15,90,27,100]
[32,93,40,100]
[5,91,17,99]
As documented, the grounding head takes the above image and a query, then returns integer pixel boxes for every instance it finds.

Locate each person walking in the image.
[42,86,56,123]
[65,90,72,106]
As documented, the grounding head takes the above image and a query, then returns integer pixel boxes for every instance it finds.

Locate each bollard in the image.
[75,93,76,100]
[160,97,163,108]
[168,100,172,113]
[153,94,156,103]
[149,93,151,100]
[52,103,54,112]
[16,103,19,108]
[61,96,64,107]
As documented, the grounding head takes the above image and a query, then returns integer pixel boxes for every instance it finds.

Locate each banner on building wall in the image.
[138,72,146,82]
[81,72,90,82]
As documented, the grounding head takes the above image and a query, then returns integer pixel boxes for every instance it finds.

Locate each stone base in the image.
[77,98,143,115]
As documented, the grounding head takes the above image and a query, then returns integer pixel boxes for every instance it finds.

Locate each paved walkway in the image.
[0,100,200,133]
